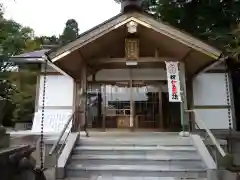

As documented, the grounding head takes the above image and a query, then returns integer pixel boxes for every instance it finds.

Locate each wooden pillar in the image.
[158,84,163,130]
[179,62,189,128]
[130,69,134,130]
[102,84,106,131]
[186,78,195,131]
[71,81,78,132]
[79,65,87,130]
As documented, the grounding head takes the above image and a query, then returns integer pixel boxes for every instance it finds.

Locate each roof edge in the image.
[193,53,228,78]
[47,11,222,62]
[45,12,124,57]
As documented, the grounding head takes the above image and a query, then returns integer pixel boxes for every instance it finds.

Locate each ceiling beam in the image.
[179,49,192,62]
[76,50,97,75]
[87,63,166,70]
[89,57,176,64]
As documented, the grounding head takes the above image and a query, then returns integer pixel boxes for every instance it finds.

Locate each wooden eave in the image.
[46,11,223,78]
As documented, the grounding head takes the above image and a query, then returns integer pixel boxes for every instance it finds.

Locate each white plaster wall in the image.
[32,109,72,133]
[38,75,74,107]
[32,74,74,133]
[194,109,233,129]
[193,73,230,106]
[193,73,233,129]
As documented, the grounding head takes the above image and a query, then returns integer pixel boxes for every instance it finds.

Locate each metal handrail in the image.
[185,109,227,157]
[49,112,75,155]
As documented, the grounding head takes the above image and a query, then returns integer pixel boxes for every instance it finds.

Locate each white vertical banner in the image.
[165,61,182,102]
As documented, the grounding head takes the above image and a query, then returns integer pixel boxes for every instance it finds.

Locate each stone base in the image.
[0,145,35,180]
[179,131,190,137]
[0,133,10,149]
[0,126,9,149]
[0,126,6,135]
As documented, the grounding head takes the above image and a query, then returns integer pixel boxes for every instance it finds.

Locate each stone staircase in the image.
[63,132,215,180]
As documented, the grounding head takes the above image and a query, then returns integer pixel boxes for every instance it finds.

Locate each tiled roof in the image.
[12,49,50,59]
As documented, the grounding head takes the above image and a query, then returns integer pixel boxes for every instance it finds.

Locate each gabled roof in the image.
[46,11,222,62]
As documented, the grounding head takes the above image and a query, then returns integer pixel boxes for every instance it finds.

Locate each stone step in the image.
[66,164,207,178]
[70,154,204,167]
[71,154,202,161]
[65,134,210,179]
[72,145,197,156]
[77,136,193,146]
[65,177,207,180]
[75,145,196,151]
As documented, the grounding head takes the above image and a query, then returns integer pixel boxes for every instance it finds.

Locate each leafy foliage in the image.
[1,21,36,55]
[34,19,79,47]
[9,64,39,122]
[60,19,79,44]
[230,27,240,60]
[35,35,60,47]
[0,3,80,125]
[143,0,240,58]
[0,3,41,124]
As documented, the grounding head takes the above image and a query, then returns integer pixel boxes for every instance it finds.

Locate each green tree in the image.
[0,4,3,18]
[143,0,240,57]
[35,35,60,46]
[0,4,13,101]
[1,20,37,55]
[60,19,79,44]
[0,4,41,125]
[9,64,39,123]
[230,27,240,60]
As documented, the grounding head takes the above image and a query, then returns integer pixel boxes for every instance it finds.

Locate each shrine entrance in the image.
[86,78,182,131]
[45,10,223,133]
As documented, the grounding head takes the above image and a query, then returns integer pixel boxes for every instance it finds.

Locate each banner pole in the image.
[179,90,189,137]
[180,91,185,133]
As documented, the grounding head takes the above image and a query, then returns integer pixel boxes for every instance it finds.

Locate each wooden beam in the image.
[76,50,97,76]
[89,57,176,64]
[86,63,166,69]
[40,72,62,75]
[155,49,160,58]
[179,50,192,62]
[87,80,165,85]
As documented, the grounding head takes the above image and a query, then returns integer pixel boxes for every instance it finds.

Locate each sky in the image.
[1,0,120,36]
